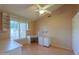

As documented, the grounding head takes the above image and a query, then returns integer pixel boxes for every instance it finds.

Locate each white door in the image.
[72,12,79,55]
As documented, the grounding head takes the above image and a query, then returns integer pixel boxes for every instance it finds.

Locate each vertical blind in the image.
[10,16,28,40]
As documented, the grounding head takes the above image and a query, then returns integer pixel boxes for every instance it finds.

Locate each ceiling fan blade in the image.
[36,4,42,9]
[34,9,39,11]
[42,4,54,10]
[44,10,51,14]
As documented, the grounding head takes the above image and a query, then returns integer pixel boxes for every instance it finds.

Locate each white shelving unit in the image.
[2,12,10,31]
[38,36,51,47]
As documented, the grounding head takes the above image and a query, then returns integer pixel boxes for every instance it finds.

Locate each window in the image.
[10,21,19,40]
[10,20,28,40]
[20,23,27,39]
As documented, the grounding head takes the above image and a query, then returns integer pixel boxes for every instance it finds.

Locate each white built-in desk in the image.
[27,35,38,44]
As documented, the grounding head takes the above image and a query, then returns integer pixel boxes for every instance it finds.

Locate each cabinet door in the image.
[43,37,50,47]
[38,36,43,46]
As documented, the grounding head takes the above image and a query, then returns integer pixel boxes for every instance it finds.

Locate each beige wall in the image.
[35,5,77,50]
[28,20,36,35]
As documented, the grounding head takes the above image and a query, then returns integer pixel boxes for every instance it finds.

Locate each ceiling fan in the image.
[35,4,53,16]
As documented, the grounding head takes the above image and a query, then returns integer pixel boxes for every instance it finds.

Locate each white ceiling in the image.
[0,4,63,20]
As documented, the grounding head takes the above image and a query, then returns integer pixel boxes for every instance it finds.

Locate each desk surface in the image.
[27,35,38,38]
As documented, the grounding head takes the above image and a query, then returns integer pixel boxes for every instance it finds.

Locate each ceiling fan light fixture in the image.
[39,10,45,15]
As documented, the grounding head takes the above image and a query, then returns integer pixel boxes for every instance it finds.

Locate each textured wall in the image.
[35,5,77,50]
